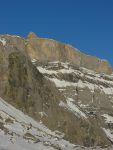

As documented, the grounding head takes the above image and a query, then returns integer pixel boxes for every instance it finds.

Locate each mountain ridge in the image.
[0,32,112,74]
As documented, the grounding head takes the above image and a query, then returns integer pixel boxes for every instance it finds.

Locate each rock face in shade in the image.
[0,33,113,149]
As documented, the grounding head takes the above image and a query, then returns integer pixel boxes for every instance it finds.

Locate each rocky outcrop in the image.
[27,32,39,39]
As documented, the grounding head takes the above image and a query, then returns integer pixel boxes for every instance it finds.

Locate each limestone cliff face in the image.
[26,32,112,74]
[0,33,113,148]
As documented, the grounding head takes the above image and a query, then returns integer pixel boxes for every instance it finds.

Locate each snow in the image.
[47,76,113,95]
[48,78,77,87]
[37,67,57,74]
[0,110,14,121]
[36,62,113,95]
[48,61,60,64]
[77,80,85,88]
[79,103,89,108]
[0,97,55,136]
[102,114,113,143]
[5,34,21,38]
[37,63,81,75]
[50,77,113,95]
[103,128,113,142]
[59,98,87,119]
[0,38,6,46]
[37,65,75,75]
[85,74,113,86]
[48,77,92,90]
[36,61,113,95]
[66,98,87,119]
[0,132,55,150]
[102,114,113,124]
[59,68,78,74]
[32,59,37,63]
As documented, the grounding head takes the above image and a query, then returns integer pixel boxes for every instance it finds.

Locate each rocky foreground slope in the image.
[0,33,113,149]
[0,97,77,150]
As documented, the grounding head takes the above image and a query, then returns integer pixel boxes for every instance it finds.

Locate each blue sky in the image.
[0,0,113,67]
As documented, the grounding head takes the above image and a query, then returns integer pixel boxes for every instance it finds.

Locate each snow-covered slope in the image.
[0,97,75,150]
[0,97,113,150]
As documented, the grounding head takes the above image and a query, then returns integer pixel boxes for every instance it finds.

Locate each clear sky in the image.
[0,0,113,67]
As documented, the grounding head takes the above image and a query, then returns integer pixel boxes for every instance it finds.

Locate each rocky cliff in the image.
[26,32,112,74]
[0,33,113,149]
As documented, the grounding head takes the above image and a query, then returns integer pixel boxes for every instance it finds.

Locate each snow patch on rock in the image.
[0,38,6,46]
[102,114,113,124]
[103,128,113,142]
[59,98,87,119]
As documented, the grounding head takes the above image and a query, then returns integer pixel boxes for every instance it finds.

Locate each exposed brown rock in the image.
[26,35,112,74]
